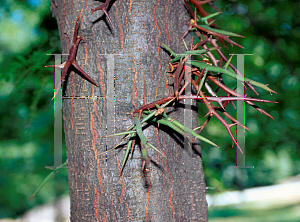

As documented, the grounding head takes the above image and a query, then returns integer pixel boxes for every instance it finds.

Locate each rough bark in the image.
[51,0,208,221]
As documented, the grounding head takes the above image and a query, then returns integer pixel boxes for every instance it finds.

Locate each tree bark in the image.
[51,0,208,221]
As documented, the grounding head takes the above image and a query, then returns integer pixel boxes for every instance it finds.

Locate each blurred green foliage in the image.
[209,203,300,222]
[199,0,300,192]
[0,0,299,219]
[0,0,68,219]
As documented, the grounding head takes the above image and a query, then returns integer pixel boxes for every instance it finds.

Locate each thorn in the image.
[231,101,236,110]
[141,159,146,172]
[204,111,213,118]
[207,19,216,26]
[91,0,114,29]
[216,100,225,110]
[228,123,237,128]
[193,126,202,131]
[45,62,66,69]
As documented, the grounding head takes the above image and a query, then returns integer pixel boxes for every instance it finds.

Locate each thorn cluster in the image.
[46,11,98,100]
[35,1,118,201]
[104,1,277,178]
[46,2,117,99]
[45,1,277,181]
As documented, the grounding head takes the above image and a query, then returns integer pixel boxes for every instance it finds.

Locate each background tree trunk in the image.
[51,0,208,221]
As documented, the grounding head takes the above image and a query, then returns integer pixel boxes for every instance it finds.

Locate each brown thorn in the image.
[72,62,98,87]
[208,38,259,95]
[141,159,146,172]
[204,111,213,118]
[231,101,236,110]
[178,82,189,96]
[91,0,114,29]
[228,123,237,128]
[74,10,82,43]
[206,76,274,119]
[102,9,114,29]
[184,0,195,18]
[199,115,211,133]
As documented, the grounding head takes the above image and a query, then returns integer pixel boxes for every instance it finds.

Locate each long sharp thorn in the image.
[72,62,98,86]
[197,68,207,95]
[91,0,114,29]
[74,10,82,43]
[120,133,135,176]
[102,9,114,29]
[45,62,66,68]
[147,142,165,157]
[223,54,234,70]
[199,115,211,133]
[52,81,62,100]
[229,123,237,128]
[104,130,136,137]
[207,19,216,26]
[29,162,66,201]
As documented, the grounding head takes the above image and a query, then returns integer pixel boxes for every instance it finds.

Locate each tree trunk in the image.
[51,0,208,221]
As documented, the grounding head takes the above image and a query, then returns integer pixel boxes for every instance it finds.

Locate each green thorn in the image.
[120,133,135,176]
[29,162,66,201]
[197,69,208,95]
[223,54,234,70]
[104,130,136,137]
[147,142,165,157]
